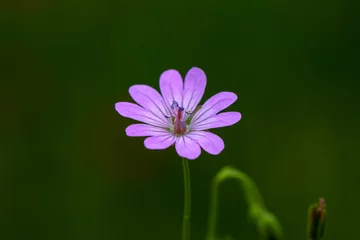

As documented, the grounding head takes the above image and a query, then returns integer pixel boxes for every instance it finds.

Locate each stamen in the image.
[171,100,179,109]
[169,100,187,135]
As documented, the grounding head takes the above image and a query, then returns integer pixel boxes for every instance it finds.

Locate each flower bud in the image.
[307,198,326,240]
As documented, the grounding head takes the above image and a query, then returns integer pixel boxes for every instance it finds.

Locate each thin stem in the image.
[206,166,282,240]
[182,158,191,240]
[206,177,219,240]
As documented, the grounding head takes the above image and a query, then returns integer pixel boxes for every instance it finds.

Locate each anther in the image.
[171,100,179,109]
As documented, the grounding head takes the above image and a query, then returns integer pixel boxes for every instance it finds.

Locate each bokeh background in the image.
[1,0,359,239]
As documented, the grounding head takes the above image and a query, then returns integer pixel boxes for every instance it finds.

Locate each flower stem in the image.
[206,175,219,240]
[206,166,282,240]
[182,158,191,240]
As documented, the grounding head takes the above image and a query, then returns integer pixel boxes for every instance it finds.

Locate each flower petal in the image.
[175,136,201,160]
[190,112,241,130]
[191,92,237,125]
[126,124,170,137]
[129,85,171,126]
[115,102,171,128]
[144,134,176,149]
[187,131,224,155]
[182,67,207,112]
[159,69,183,111]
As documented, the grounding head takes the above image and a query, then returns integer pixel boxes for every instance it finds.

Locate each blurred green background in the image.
[1,0,359,239]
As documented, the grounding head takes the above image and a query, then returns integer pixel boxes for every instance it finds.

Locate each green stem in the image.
[206,166,282,240]
[206,176,219,240]
[182,158,191,240]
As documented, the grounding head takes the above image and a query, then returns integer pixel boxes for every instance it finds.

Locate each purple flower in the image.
[115,67,241,160]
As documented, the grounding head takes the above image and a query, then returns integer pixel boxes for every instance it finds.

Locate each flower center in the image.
[170,100,187,136]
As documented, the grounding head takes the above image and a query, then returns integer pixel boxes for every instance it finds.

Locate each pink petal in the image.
[190,112,241,130]
[129,85,171,126]
[126,124,170,137]
[187,131,224,155]
[175,136,201,160]
[191,92,237,125]
[182,67,207,112]
[144,134,176,150]
[115,102,171,128]
[159,70,183,111]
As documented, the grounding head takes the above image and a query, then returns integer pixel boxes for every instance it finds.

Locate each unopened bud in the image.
[250,206,281,240]
[259,210,282,240]
[307,198,327,240]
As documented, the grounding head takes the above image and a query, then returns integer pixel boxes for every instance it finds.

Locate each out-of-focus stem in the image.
[182,158,191,240]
